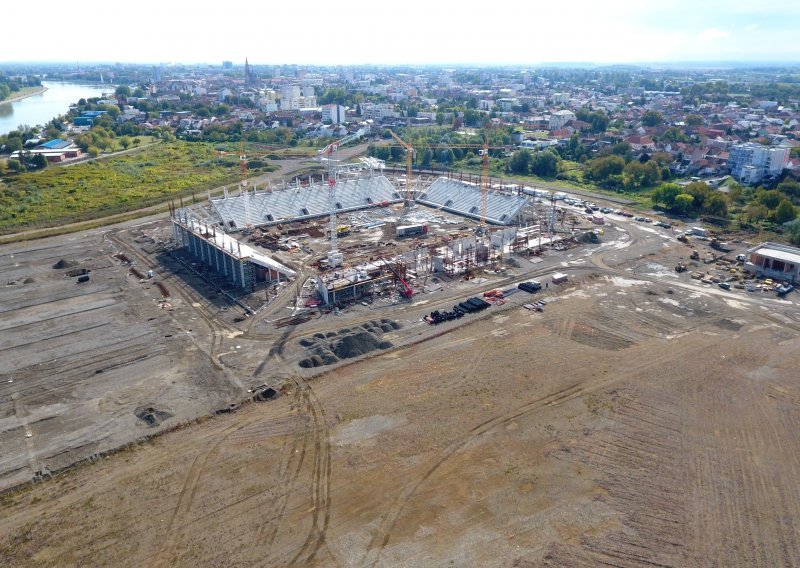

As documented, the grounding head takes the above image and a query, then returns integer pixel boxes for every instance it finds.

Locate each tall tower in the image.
[244,58,255,88]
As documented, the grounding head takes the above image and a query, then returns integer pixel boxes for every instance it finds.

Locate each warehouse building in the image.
[744,242,800,283]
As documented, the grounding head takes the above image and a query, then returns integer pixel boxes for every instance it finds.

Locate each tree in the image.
[651,183,682,208]
[704,192,729,217]
[28,153,47,170]
[438,148,455,164]
[4,137,22,154]
[777,178,800,199]
[673,193,694,215]
[728,182,744,204]
[6,159,24,172]
[420,147,433,168]
[586,155,625,184]
[684,181,711,210]
[744,202,769,222]
[686,114,703,127]
[119,136,131,150]
[531,151,559,177]
[773,199,797,224]
[756,189,783,210]
[115,85,131,98]
[641,110,664,127]
[87,145,100,157]
[785,218,800,246]
[624,160,660,188]
[508,149,531,174]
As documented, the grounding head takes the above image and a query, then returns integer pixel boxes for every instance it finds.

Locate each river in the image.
[0,81,114,136]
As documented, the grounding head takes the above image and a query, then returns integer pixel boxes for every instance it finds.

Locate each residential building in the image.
[549,110,576,130]
[322,104,347,124]
[728,142,789,185]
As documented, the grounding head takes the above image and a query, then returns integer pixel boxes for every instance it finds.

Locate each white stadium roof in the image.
[416,177,529,225]
[211,175,402,228]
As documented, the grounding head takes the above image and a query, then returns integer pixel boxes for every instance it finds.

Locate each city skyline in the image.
[2,0,799,66]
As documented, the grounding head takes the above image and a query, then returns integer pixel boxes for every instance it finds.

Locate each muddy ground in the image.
[2,223,800,568]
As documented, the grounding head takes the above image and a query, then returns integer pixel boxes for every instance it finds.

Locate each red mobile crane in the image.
[380,258,414,298]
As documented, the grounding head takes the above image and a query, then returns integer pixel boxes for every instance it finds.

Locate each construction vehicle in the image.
[677,233,689,243]
[675,262,687,273]
[380,257,414,298]
[710,238,733,253]
[336,225,351,237]
[690,250,700,261]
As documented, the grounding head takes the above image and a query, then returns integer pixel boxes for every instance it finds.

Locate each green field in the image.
[0,141,273,234]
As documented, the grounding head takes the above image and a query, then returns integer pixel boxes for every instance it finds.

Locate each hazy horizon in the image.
[3,0,799,66]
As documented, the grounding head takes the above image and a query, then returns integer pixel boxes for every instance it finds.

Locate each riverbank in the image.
[0,85,48,106]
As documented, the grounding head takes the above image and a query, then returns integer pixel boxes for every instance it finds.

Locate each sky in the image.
[3,0,799,66]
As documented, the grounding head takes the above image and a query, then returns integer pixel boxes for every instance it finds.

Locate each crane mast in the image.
[388,129,415,205]
[318,127,366,269]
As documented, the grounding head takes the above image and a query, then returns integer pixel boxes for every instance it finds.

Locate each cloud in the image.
[745,23,760,32]
[698,28,730,42]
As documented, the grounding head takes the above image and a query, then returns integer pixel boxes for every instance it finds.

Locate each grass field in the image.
[0,141,275,234]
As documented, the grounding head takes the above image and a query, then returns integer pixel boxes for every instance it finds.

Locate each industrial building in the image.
[171,208,296,290]
[315,260,404,305]
[744,242,800,283]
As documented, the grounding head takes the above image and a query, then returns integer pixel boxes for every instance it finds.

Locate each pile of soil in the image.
[298,319,401,369]
[134,406,173,428]
[53,259,78,269]
[576,231,600,244]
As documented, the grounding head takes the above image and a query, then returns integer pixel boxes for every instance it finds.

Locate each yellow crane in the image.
[380,127,507,226]
[387,129,415,205]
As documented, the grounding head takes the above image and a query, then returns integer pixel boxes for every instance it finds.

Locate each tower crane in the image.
[378,127,508,226]
[317,128,368,268]
[387,129,415,205]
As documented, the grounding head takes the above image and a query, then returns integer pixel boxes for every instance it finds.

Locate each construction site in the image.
[167,132,584,315]
[2,133,800,567]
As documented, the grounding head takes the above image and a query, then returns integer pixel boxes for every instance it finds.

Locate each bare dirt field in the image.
[2,214,800,568]
[0,228,243,489]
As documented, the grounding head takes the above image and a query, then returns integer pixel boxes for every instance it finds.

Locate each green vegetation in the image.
[0,74,41,102]
[0,141,274,234]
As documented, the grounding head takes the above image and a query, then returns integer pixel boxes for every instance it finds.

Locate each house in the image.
[549,110,576,130]
[626,135,656,151]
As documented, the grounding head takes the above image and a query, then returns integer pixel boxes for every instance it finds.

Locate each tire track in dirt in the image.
[147,411,273,567]
[286,377,336,567]
[258,385,310,552]
[361,377,618,567]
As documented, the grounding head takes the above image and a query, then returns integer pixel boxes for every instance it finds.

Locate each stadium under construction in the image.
[170,168,578,305]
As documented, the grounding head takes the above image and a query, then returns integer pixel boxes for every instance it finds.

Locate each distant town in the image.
[1,61,800,240]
